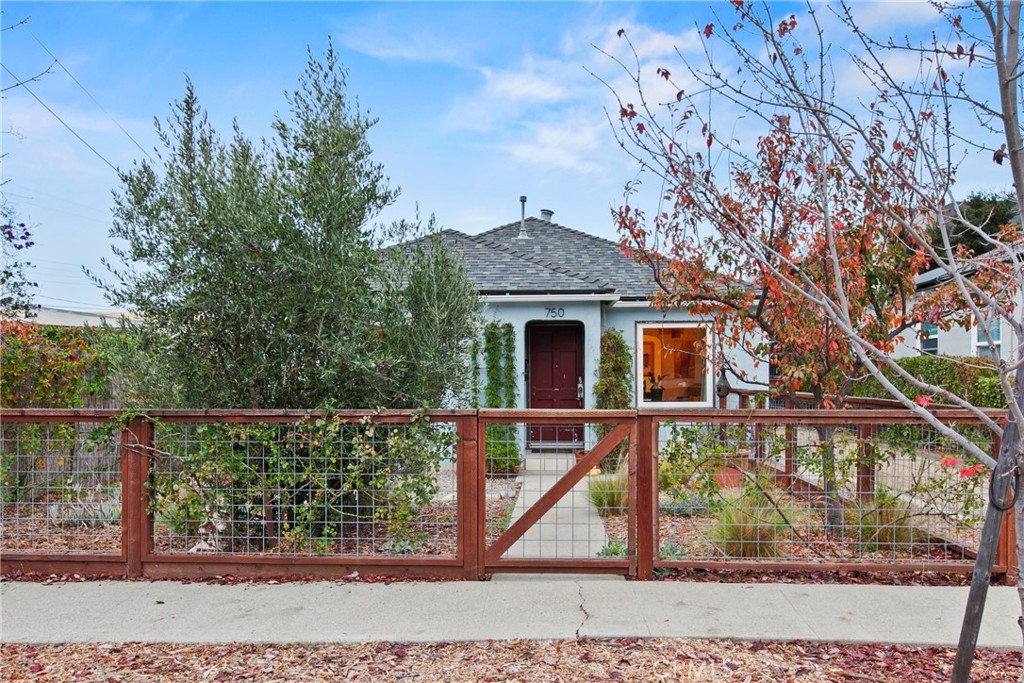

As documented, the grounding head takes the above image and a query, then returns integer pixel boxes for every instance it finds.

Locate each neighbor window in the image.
[920,322,938,356]
[637,324,711,406]
[974,315,1001,359]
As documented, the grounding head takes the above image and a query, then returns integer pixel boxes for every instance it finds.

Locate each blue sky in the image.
[1,1,1015,311]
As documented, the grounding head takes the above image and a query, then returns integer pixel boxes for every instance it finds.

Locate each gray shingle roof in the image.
[433,228,614,295]
[465,217,659,298]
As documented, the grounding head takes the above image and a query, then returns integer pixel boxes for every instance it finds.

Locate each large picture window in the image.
[637,324,711,406]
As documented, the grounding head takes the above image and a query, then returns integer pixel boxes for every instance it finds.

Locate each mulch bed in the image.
[3,480,520,559]
[599,482,977,567]
[1,640,1017,682]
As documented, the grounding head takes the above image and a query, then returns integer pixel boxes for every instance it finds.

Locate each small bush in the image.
[712,490,785,558]
[47,490,121,528]
[485,424,522,475]
[597,539,628,557]
[847,492,919,549]
[659,492,720,517]
[658,460,693,495]
[660,536,687,559]
[589,473,628,515]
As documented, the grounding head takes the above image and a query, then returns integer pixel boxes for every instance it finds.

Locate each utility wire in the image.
[30,31,153,162]
[37,294,110,309]
[1,63,119,173]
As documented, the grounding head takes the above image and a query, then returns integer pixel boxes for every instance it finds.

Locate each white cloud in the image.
[341,25,466,65]
[842,1,943,31]
[479,66,570,104]
[495,108,614,176]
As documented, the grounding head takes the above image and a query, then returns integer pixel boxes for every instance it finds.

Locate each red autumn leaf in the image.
[704,23,714,38]
[636,122,645,134]
[617,28,625,38]
[914,395,932,407]
[940,456,959,468]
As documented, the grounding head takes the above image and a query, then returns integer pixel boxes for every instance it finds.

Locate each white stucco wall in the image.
[603,303,766,409]
[472,297,768,411]
[477,297,604,409]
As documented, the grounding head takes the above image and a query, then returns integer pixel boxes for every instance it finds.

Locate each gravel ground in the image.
[2,639,1018,682]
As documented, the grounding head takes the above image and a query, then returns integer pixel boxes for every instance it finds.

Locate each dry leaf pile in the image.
[2,639,1018,682]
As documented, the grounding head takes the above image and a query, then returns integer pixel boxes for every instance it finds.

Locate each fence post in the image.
[635,413,655,580]
[991,434,1018,586]
[121,416,153,579]
[1000,506,1018,586]
[784,397,795,491]
[457,414,483,580]
[856,425,876,500]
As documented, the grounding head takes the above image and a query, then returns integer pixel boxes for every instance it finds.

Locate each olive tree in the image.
[95,41,478,410]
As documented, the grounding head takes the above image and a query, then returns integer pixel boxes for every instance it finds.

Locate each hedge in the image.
[849,355,1005,408]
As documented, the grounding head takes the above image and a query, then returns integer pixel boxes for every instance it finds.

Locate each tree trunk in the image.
[814,424,844,531]
[952,419,1021,682]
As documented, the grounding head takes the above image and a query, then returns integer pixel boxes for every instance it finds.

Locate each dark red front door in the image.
[528,323,583,446]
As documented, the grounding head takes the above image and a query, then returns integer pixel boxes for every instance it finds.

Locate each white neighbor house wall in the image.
[892,287,1022,361]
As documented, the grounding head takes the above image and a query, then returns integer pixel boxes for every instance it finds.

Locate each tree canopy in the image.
[95,41,478,410]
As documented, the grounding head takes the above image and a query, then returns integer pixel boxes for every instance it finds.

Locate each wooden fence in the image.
[0,406,1015,582]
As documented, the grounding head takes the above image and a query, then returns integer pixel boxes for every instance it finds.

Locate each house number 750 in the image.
[545,307,565,318]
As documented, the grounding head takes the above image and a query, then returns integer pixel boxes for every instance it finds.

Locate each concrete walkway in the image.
[2,577,1020,649]
[502,451,610,560]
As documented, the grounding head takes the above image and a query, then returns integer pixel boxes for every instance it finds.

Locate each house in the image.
[892,262,1013,362]
[24,306,134,328]
[435,201,766,448]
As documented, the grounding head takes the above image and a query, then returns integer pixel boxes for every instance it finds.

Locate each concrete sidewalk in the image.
[504,452,609,559]
[2,577,1020,649]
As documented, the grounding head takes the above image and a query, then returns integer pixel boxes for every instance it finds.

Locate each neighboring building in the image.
[893,263,1014,362]
[20,306,133,328]
[434,204,766,448]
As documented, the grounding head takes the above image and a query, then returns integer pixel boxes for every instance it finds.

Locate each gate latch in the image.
[577,376,584,405]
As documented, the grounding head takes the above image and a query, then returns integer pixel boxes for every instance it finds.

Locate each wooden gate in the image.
[479,410,636,575]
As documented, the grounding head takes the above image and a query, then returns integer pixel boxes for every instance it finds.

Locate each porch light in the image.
[715,368,732,400]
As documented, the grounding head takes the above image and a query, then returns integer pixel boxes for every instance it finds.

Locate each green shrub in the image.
[711,489,785,558]
[148,414,452,550]
[850,355,1005,408]
[485,424,522,475]
[595,329,633,471]
[658,460,693,495]
[597,539,628,557]
[588,473,628,515]
[659,492,720,517]
[660,536,687,559]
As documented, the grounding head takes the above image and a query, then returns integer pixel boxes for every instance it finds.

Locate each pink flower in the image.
[959,464,986,479]
[915,395,933,407]
[940,456,959,468]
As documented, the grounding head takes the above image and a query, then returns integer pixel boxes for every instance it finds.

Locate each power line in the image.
[30,31,154,163]
[37,294,110,309]
[1,63,118,173]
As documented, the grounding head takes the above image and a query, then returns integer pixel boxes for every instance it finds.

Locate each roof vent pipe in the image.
[540,208,554,222]
[517,195,530,239]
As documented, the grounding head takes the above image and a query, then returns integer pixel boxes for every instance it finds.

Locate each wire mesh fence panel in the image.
[1,420,122,553]
[488,420,630,560]
[148,417,461,558]
[867,422,989,557]
[653,416,989,565]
